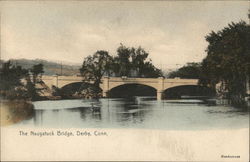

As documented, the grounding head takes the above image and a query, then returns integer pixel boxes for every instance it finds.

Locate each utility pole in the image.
[248,8,250,25]
[60,62,63,76]
[160,62,162,72]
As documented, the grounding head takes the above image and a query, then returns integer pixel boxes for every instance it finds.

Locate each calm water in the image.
[13,97,249,130]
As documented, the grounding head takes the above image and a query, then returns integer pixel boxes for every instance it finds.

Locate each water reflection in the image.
[13,97,249,130]
[33,110,44,126]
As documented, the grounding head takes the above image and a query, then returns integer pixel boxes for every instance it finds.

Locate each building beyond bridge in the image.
[41,75,199,100]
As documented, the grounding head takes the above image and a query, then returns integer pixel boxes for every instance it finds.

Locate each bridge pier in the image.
[157,91,163,100]
[103,91,108,97]
[52,75,58,88]
[157,77,165,100]
[102,76,110,97]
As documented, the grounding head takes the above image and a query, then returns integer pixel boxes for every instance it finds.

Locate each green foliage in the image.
[112,44,162,77]
[51,85,62,96]
[200,21,250,107]
[115,44,131,76]
[0,61,45,100]
[80,50,113,87]
[28,63,45,100]
[168,62,202,79]
[25,79,39,100]
[0,61,29,91]
[30,63,44,83]
[80,45,163,90]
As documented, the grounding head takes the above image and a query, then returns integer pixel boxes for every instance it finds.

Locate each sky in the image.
[1,1,249,69]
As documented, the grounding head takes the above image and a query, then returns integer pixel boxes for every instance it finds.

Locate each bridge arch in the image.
[59,82,84,97]
[41,75,84,89]
[107,82,158,92]
[107,83,157,98]
[163,84,201,92]
[59,82,98,98]
[100,77,161,98]
[163,85,215,99]
[60,82,84,89]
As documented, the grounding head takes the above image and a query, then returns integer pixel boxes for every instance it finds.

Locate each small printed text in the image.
[19,130,108,137]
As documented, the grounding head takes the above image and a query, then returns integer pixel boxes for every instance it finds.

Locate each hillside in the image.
[3,59,81,76]
[1,58,173,77]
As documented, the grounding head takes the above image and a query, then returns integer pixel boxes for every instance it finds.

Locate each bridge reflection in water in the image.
[14,98,249,129]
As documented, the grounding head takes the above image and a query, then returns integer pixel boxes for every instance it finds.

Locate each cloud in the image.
[1,1,248,69]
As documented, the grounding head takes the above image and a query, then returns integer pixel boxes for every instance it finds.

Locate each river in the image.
[11,97,249,130]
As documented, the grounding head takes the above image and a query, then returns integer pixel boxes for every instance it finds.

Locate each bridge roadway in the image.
[41,75,199,100]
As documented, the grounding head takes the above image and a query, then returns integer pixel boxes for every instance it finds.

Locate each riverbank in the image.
[216,98,250,111]
[0,100,34,126]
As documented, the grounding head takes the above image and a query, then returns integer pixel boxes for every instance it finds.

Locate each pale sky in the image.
[1,1,249,69]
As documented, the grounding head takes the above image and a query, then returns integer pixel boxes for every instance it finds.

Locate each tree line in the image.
[0,61,44,100]
[80,44,163,88]
[0,44,163,100]
[168,21,249,108]
[77,44,163,98]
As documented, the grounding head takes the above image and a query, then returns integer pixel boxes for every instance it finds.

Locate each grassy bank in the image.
[0,100,34,126]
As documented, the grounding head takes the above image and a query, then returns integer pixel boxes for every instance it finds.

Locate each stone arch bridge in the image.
[41,75,199,100]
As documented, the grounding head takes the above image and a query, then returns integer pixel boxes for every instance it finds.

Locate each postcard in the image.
[0,0,249,161]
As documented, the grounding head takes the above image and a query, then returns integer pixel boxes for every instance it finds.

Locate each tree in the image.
[0,61,45,100]
[79,45,162,98]
[141,61,163,78]
[130,46,150,77]
[80,50,113,88]
[0,61,29,90]
[113,44,132,76]
[168,62,202,79]
[0,61,29,99]
[112,44,162,77]
[200,21,250,108]
[25,63,45,100]
[30,63,44,83]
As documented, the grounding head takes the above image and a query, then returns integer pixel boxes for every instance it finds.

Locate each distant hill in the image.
[1,58,174,77]
[2,59,81,76]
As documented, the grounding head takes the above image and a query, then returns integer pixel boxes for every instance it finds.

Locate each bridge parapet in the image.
[164,78,198,86]
[164,78,198,83]
[42,75,83,88]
